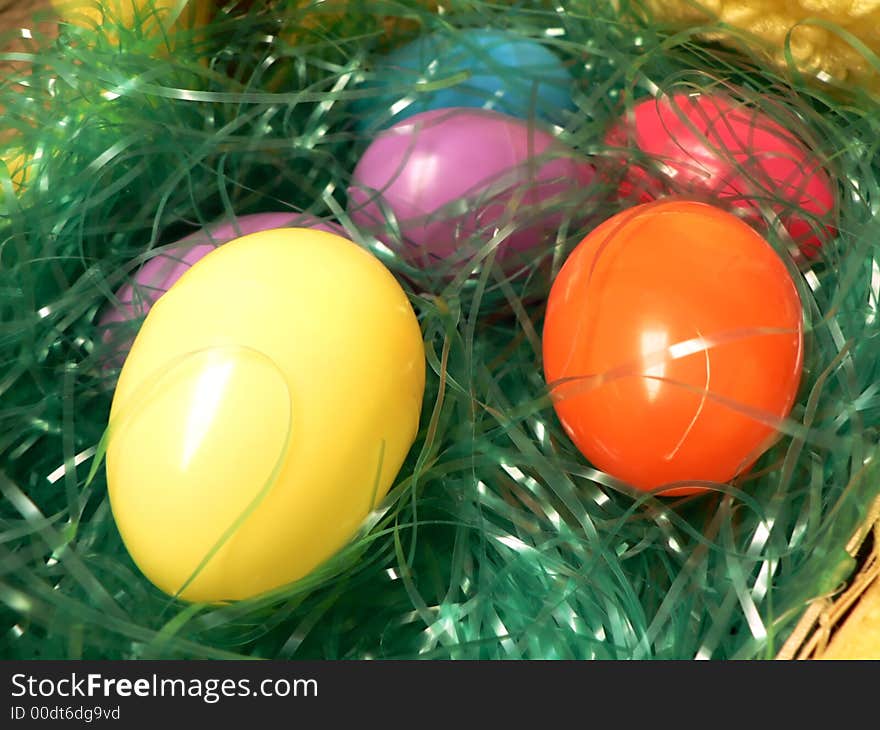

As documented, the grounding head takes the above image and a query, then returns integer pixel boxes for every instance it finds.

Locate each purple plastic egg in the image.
[347,107,595,268]
[99,211,341,363]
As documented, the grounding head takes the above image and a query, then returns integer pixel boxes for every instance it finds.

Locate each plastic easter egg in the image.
[604,91,836,257]
[348,107,595,269]
[543,200,804,495]
[106,227,425,602]
[99,211,341,362]
[51,0,212,42]
[355,28,575,130]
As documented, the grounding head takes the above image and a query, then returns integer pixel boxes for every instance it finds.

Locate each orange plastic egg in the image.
[542,201,804,495]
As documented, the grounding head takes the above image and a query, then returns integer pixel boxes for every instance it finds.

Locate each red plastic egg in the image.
[604,92,835,257]
[542,201,804,495]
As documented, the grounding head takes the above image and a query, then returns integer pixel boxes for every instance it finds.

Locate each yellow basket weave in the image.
[777,496,880,659]
[633,0,880,91]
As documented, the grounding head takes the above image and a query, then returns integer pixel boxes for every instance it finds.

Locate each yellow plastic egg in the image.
[105,228,425,602]
[51,0,213,42]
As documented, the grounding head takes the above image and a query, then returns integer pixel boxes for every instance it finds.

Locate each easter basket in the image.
[2,0,880,661]
[777,494,880,659]
[628,0,880,93]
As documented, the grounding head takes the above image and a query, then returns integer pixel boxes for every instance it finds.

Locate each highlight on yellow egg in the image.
[51,0,214,45]
[104,227,426,603]
[632,0,880,89]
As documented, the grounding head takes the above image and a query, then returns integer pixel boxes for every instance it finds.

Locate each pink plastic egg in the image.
[348,107,595,269]
[604,92,836,257]
[99,211,340,362]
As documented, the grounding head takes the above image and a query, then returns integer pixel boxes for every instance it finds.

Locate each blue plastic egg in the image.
[354,28,576,131]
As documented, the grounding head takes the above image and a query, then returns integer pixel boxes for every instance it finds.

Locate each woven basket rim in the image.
[776,495,880,660]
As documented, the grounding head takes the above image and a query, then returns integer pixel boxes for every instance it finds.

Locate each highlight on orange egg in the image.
[542,200,804,496]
